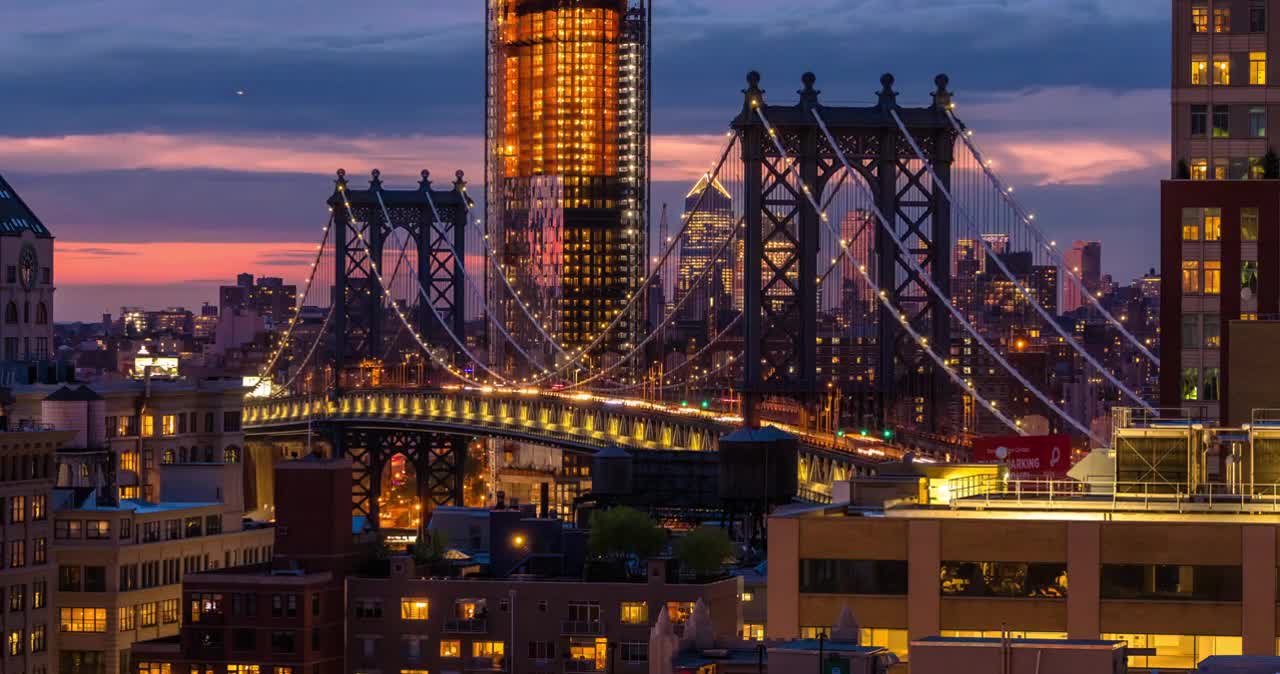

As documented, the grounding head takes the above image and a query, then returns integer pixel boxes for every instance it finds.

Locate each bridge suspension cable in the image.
[798,107,1098,443]
[887,109,1155,414]
[252,215,335,387]
[748,108,1025,436]
[947,110,1159,367]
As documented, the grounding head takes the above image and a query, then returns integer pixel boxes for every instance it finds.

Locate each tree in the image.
[1176,159,1191,180]
[412,528,449,569]
[675,526,734,579]
[1265,149,1280,179]
[587,506,666,562]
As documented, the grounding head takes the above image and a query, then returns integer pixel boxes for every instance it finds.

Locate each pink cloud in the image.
[59,242,319,286]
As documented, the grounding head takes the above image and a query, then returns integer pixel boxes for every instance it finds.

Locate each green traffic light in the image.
[700,400,710,409]
[680,400,689,407]
[883,429,893,440]
[836,430,845,437]
[860,429,869,437]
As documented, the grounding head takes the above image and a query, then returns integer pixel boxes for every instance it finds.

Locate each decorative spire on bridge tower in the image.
[419,169,431,190]
[931,73,953,110]
[797,71,821,113]
[335,168,348,192]
[742,70,764,115]
[369,168,383,191]
[876,72,898,110]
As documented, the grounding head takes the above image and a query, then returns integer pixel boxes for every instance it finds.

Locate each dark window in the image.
[58,565,81,592]
[185,518,202,538]
[232,628,255,651]
[271,631,297,654]
[205,514,221,535]
[1100,564,1242,601]
[83,566,106,593]
[204,412,215,433]
[223,411,241,432]
[1251,1,1266,32]
[940,561,1069,598]
[312,592,320,617]
[1191,104,1208,136]
[798,559,909,595]
[1251,106,1267,137]
[1213,104,1230,138]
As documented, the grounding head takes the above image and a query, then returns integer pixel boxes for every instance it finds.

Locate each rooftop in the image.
[0,173,53,238]
[54,490,225,514]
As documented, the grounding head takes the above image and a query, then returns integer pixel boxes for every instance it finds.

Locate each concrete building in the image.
[130,454,357,674]
[0,173,55,364]
[218,275,296,331]
[0,428,75,674]
[1172,0,1274,180]
[767,447,1280,670]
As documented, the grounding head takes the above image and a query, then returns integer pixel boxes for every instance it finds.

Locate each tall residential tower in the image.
[485,1,650,372]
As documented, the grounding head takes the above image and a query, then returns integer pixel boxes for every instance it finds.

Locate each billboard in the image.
[972,434,1073,479]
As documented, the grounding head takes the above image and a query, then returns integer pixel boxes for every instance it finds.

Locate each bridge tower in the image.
[327,168,470,388]
[733,72,956,432]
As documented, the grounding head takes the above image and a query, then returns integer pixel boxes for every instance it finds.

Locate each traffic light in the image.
[882,428,893,440]
[700,399,710,410]
[836,430,846,438]
[859,429,869,437]
[680,399,689,407]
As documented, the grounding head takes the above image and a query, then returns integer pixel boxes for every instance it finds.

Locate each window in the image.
[1109,634,1241,670]
[8,495,23,523]
[205,412,215,432]
[1251,1,1267,32]
[1214,54,1231,84]
[161,598,179,624]
[227,667,261,674]
[1192,56,1209,85]
[620,642,647,663]
[1214,7,1230,32]
[1102,564,1242,601]
[141,416,155,437]
[800,559,911,594]
[30,624,45,653]
[1182,208,1201,241]
[7,630,21,656]
[1212,105,1230,138]
[1182,260,1201,294]
[620,601,648,625]
[224,411,242,432]
[354,598,382,619]
[1182,315,1200,349]
[84,566,106,592]
[206,514,222,535]
[569,638,606,670]
[1191,158,1208,180]
[119,606,136,631]
[86,520,109,539]
[55,519,82,539]
[529,640,555,660]
[9,540,24,568]
[32,494,45,520]
[139,602,157,627]
[185,517,202,537]
[940,561,1069,598]
[161,415,176,436]
[440,639,461,657]
[400,598,429,620]
[33,580,45,609]
[1204,260,1222,295]
[271,631,296,654]
[1243,208,1260,240]
[1204,208,1222,241]
[743,623,765,640]
[1183,367,1201,401]
[1193,5,1208,32]
[1252,53,1268,84]
[59,607,107,632]
[1190,105,1207,137]
[189,593,223,622]
[8,584,23,612]
[473,641,505,665]
[137,664,171,674]
[1204,367,1221,401]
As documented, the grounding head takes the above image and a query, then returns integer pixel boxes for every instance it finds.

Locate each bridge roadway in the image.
[243,386,899,501]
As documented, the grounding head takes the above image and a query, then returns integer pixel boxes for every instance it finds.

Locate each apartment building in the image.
[0,429,74,674]
[346,557,741,674]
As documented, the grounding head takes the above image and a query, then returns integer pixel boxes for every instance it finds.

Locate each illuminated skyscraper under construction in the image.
[485,0,650,373]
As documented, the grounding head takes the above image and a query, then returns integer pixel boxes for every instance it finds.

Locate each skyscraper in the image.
[674,175,733,322]
[1061,240,1101,312]
[485,1,650,370]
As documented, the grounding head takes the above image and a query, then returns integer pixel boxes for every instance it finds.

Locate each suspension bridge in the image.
[243,72,1158,526]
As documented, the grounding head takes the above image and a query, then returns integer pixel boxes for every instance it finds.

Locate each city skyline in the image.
[4,1,1170,321]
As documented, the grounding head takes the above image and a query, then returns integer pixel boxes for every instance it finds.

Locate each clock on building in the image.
[18,245,37,291]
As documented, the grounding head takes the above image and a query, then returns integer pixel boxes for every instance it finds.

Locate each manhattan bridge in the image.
[242,73,1158,528]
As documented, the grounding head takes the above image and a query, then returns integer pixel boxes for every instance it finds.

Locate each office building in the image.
[1062,241,1101,313]
[218,275,297,330]
[0,173,55,363]
[485,0,650,368]
[674,175,735,323]
[1172,0,1273,180]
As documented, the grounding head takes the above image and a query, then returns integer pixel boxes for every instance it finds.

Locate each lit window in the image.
[1182,260,1201,294]
[620,601,647,625]
[1190,159,1208,180]
[1214,55,1231,84]
[400,598,429,621]
[1242,208,1259,240]
[1203,208,1221,241]
[137,664,172,674]
[9,495,24,524]
[141,416,155,437]
[227,667,261,674]
[120,451,139,473]
[1214,7,1231,32]
[1192,57,1209,85]
[1181,208,1200,240]
[742,623,765,640]
[59,607,107,632]
[1204,260,1221,295]
[440,639,461,658]
[1193,6,1208,32]
[1183,368,1201,401]
[1204,315,1222,348]
[1251,52,1267,84]
[1103,633,1240,670]
[161,415,177,436]
[1212,105,1230,138]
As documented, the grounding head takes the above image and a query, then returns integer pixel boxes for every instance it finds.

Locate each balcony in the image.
[443,617,488,634]
[464,655,506,671]
[561,620,605,636]
[564,659,605,673]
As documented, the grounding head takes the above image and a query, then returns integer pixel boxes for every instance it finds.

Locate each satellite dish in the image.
[995,446,1009,460]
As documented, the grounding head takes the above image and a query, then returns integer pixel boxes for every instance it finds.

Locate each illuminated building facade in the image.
[1062,240,1102,313]
[486,0,650,369]
[674,175,734,322]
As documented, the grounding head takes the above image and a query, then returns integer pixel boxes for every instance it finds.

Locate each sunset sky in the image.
[2,0,1170,321]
